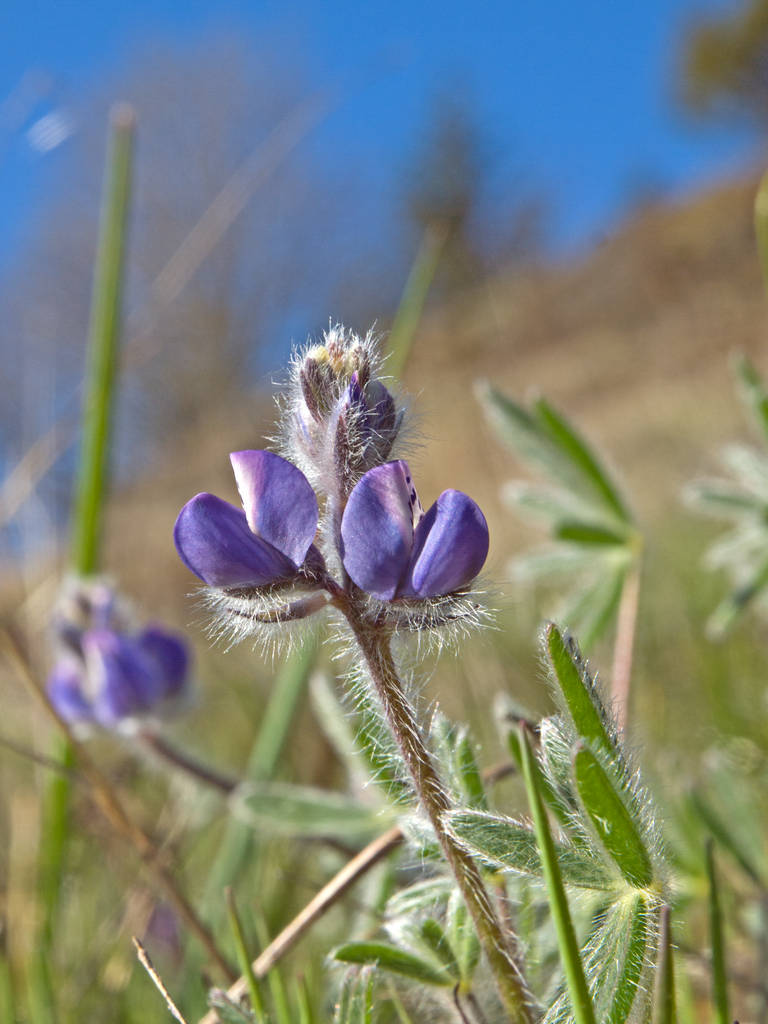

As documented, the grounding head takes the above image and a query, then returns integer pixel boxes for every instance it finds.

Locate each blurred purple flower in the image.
[174,450,319,588]
[48,621,190,729]
[340,460,489,600]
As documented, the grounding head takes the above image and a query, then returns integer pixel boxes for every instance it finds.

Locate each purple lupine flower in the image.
[174,450,319,588]
[340,460,489,600]
[47,580,191,729]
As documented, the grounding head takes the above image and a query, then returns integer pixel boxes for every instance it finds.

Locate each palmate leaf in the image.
[479,385,630,525]
[446,810,612,891]
[231,781,388,841]
[480,384,637,648]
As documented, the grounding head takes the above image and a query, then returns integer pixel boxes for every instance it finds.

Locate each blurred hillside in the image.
[71,172,765,763]
[107,175,763,589]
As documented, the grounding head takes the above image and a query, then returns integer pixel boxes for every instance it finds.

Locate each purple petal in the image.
[407,490,489,597]
[47,659,93,724]
[341,461,419,600]
[174,493,296,587]
[83,629,161,726]
[138,627,190,700]
[229,450,318,567]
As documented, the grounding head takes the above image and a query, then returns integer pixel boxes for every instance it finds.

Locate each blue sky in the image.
[0,0,757,269]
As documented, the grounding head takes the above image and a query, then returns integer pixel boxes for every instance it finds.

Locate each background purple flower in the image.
[174,450,319,588]
[48,624,190,729]
[340,460,489,600]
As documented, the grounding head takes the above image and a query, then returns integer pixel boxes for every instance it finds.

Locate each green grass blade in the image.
[543,624,615,755]
[249,640,318,780]
[652,905,676,1024]
[690,789,764,887]
[296,975,315,1024]
[572,746,653,889]
[386,226,445,379]
[204,642,316,906]
[35,110,135,1023]
[706,840,730,1024]
[224,888,266,1023]
[71,104,135,575]
[533,398,630,523]
[333,942,452,987]
[518,726,596,1024]
[755,168,768,300]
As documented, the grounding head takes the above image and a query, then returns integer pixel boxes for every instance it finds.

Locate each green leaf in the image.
[572,747,653,889]
[533,397,630,523]
[446,889,480,984]
[208,989,258,1023]
[519,726,596,1024]
[652,905,676,1024]
[552,520,629,546]
[604,894,650,1024]
[333,942,452,987]
[232,782,385,840]
[543,624,615,756]
[706,840,730,1024]
[755,168,768,300]
[735,352,768,440]
[335,966,375,1024]
[418,920,460,981]
[684,478,764,518]
[706,554,768,638]
[454,732,488,810]
[446,810,612,890]
[558,567,626,651]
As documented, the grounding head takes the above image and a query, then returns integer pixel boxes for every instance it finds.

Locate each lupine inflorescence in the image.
[47,577,190,730]
[173,325,489,636]
[173,326,538,1020]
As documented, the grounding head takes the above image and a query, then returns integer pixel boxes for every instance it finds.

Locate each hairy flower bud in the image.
[287,326,402,497]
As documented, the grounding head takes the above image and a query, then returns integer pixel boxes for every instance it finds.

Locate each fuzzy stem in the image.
[341,604,534,1024]
[610,565,640,734]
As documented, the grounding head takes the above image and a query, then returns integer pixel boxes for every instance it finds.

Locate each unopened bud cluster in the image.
[289,325,402,498]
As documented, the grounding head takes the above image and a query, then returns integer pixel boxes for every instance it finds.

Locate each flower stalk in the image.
[338,597,534,1024]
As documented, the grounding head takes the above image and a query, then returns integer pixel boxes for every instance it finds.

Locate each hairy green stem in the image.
[341,604,534,1023]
